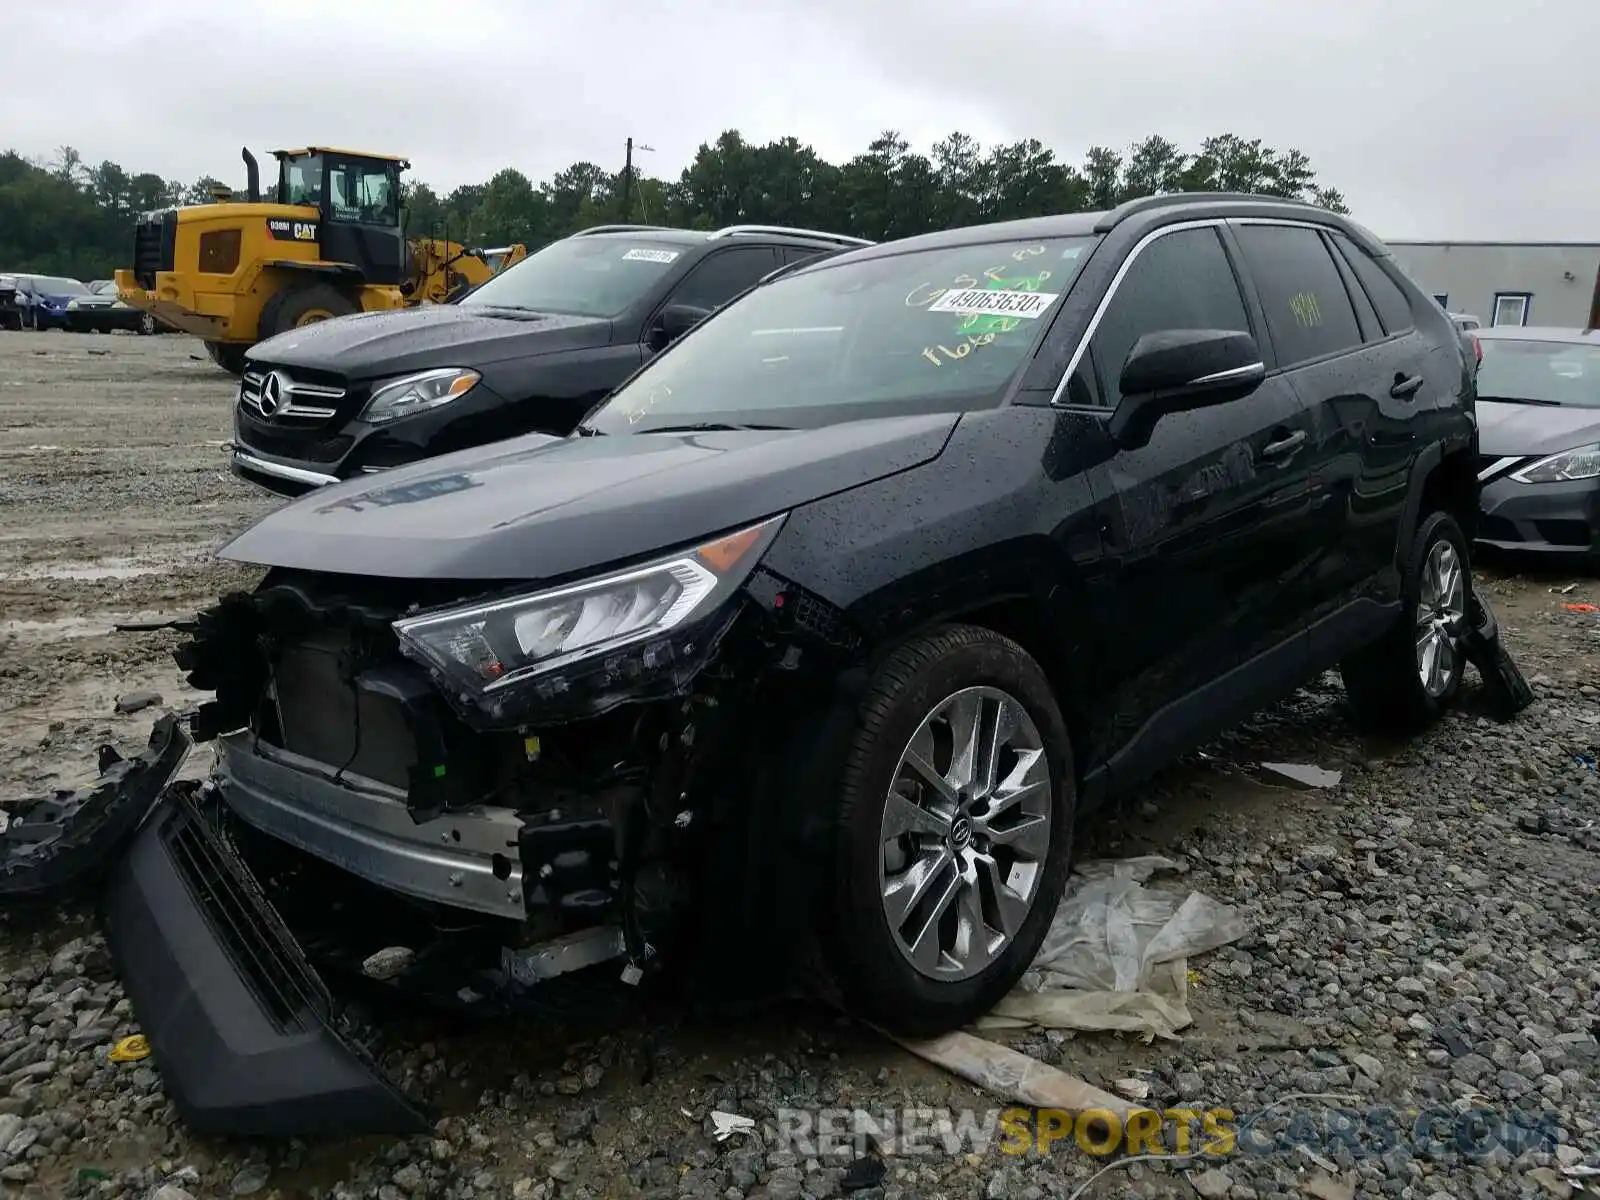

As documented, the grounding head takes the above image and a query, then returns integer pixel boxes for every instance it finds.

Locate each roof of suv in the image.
[568,223,874,252]
[802,193,1386,263]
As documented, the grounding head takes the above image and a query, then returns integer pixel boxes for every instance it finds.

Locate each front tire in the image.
[203,340,249,376]
[827,625,1075,1037]
[138,312,157,336]
[259,283,358,339]
[1341,510,1471,734]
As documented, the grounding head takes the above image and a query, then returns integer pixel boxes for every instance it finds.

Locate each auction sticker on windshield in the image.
[622,248,680,264]
[927,288,1060,319]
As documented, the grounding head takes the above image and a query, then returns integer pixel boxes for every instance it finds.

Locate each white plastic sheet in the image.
[977,855,1247,1041]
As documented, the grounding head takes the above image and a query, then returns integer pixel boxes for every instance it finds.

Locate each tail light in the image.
[1472,334,1482,364]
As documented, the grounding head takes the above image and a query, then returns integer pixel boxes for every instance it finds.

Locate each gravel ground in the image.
[1,330,1597,1200]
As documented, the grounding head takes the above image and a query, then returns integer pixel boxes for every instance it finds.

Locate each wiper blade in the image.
[642,422,794,433]
[574,424,605,437]
[1478,395,1562,407]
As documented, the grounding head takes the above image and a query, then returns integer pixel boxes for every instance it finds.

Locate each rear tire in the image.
[826,624,1075,1037]
[259,283,358,339]
[203,340,249,376]
[1341,510,1471,734]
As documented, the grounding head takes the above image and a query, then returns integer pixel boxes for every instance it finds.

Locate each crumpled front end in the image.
[1,518,872,1136]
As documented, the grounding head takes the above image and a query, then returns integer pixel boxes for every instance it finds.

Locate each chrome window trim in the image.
[1048,214,1342,407]
[1047,218,1224,407]
[1189,362,1266,386]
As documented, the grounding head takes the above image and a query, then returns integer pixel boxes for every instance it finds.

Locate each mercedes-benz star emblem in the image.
[258,371,287,418]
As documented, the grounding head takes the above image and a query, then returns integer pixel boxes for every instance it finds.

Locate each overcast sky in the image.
[2,0,1594,240]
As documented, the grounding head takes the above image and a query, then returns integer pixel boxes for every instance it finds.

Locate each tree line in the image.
[0,130,1348,280]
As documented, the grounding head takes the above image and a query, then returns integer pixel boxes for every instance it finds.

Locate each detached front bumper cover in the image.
[0,712,190,900]
[102,782,432,1136]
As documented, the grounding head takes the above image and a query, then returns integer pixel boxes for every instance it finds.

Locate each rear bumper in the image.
[101,784,431,1136]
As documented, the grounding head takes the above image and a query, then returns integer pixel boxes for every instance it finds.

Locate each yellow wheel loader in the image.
[114,148,527,374]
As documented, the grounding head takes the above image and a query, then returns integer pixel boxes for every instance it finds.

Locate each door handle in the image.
[1390,373,1424,399]
[1259,429,1307,461]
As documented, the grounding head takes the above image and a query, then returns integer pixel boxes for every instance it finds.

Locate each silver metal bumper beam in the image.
[230,448,339,489]
[214,733,526,919]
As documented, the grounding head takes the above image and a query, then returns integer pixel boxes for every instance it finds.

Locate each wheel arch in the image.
[875,597,1095,789]
[1398,442,1479,570]
[257,273,364,338]
[259,263,366,309]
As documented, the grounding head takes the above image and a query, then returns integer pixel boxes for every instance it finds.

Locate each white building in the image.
[1383,241,1600,330]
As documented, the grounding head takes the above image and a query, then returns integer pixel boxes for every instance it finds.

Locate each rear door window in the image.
[780,246,826,267]
[668,246,781,312]
[1232,224,1364,366]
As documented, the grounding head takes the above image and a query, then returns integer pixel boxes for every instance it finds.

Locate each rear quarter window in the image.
[1330,232,1415,336]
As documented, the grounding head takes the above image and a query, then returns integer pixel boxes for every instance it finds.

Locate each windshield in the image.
[1477,338,1600,408]
[582,235,1097,433]
[35,277,87,295]
[460,236,694,318]
[281,154,323,207]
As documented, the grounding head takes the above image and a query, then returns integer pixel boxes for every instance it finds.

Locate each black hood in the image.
[218,413,960,582]
[1477,399,1600,457]
[247,304,614,379]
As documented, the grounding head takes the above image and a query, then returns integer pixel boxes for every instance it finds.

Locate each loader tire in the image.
[203,340,249,376]
[260,283,358,339]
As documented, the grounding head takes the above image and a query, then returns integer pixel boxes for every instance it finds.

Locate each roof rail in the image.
[572,224,674,237]
[708,224,874,248]
[1092,191,1322,233]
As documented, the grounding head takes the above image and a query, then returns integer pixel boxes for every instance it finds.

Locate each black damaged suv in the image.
[22,194,1486,1136]
[229,223,870,496]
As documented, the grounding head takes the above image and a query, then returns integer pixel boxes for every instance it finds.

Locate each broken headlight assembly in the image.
[1510,442,1600,484]
[360,367,481,425]
[392,514,787,725]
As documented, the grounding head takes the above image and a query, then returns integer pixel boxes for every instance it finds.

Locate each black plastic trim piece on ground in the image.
[101,785,432,1137]
[0,712,191,900]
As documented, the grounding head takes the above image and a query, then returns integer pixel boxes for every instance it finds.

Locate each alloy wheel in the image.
[878,686,1053,981]
[1416,539,1466,697]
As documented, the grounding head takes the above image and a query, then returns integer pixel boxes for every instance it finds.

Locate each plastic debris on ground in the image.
[979,855,1247,1042]
[887,1029,1139,1125]
[1256,761,1343,789]
[709,1111,755,1142]
[108,1034,150,1062]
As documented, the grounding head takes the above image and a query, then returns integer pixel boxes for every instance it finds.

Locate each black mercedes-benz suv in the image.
[229,223,870,496]
[13,193,1491,1137]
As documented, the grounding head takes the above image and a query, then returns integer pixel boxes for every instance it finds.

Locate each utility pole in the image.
[619,138,655,222]
[620,137,633,223]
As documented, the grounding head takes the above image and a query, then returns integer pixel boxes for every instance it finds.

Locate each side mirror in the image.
[1107,329,1265,449]
[652,302,711,348]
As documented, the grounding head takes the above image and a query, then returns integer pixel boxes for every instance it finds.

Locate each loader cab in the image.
[272,148,407,287]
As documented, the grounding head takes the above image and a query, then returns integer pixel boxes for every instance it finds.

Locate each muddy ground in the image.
[1,330,1597,1199]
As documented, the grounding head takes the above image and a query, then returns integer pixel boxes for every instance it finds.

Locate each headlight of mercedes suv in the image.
[361,368,481,425]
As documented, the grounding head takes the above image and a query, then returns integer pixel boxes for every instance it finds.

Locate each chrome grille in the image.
[239,368,344,424]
